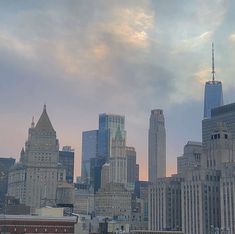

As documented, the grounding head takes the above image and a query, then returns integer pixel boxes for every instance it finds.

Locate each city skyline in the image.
[2,1,235,180]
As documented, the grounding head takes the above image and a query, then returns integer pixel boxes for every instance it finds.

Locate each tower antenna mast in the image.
[212,42,215,82]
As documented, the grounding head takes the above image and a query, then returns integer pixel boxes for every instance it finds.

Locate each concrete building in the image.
[202,123,234,171]
[74,183,94,215]
[203,43,223,119]
[131,231,183,234]
[109,127,127,184]
[148,109,166,183]
[181,168,221,234]
[149,177,182,232]
[59,146,74,183]
[177,141,202,175]
[202,103,235,143]
[220,162,235,233]
[8,106,60,211]
[94,183,132,219]
[81,130,98,184]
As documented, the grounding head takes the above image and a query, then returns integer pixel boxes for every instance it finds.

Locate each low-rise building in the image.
[0,214,77,234]
[95,183,132,220]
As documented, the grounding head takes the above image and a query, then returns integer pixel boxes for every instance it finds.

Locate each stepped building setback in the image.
[7,105,68,212]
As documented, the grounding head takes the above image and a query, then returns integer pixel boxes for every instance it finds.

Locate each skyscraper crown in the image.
[34,105,55,132]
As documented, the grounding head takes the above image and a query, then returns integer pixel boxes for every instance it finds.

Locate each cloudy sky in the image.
[1,0,235,180]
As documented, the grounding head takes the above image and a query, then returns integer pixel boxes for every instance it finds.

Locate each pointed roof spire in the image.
[212,42,215,82]
[35,105,55,132]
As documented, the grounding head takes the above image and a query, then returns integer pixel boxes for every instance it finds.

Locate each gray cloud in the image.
[0,0,235,178]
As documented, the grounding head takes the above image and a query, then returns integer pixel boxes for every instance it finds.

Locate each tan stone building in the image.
[7,106,67,211]
[95,183,132,219]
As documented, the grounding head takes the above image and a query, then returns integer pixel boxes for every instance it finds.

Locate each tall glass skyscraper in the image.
[81,130,98,184]
[98,113,126,160]
[203,43,223,119]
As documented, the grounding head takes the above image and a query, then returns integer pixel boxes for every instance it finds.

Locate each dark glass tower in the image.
[97,113,126,160]
[203,43,223,118]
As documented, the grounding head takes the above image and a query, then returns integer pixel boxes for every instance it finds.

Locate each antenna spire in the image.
[31,116,35,128]
[212,42,215,82]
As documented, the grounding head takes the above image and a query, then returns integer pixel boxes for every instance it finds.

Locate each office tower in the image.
[220,162,235,233]
[81,130,98,184]
[202,102,235,143]
[134,181,150,226]
[98,113,126,160]
[148,109,166,183]
[126,147,137,184]
[90,157,105,192]
[149,177,182,231]
[8,105,59,210]
[94,183,132,218]
[74,183,94,215]
[181,168,221,234]
[177,141,202,175]
[203,43,223,119]
[109,127,127,184]
[59,146,74,183]
[0,157,15,207]
[181,123,234,234]
[202,123,234,170]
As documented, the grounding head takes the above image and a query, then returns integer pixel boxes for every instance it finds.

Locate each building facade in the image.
[59,146,74,184]
[148,109,166,183]
[98,113,126,160]
[220,162,235,233]
[202,103,235,143]
[0,215,77,234]
[8,106,60,211]
[94,183,132,219]
[81,130,98,184]
[149,177,182,232]
[0,157,15,208]
[109,127,127,184]
[177,141,202,175]
[126,147,137,184]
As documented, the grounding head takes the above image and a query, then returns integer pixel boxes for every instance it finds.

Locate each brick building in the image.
[0,215,77,234]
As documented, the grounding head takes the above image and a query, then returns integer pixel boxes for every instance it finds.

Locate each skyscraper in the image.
[8,105,60,210]
[81,130,98,184]
[98,113,126,160]
[59,146,74,184]
[203,43,223,119]
[148,109,166,183]
[126,146,137,184]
